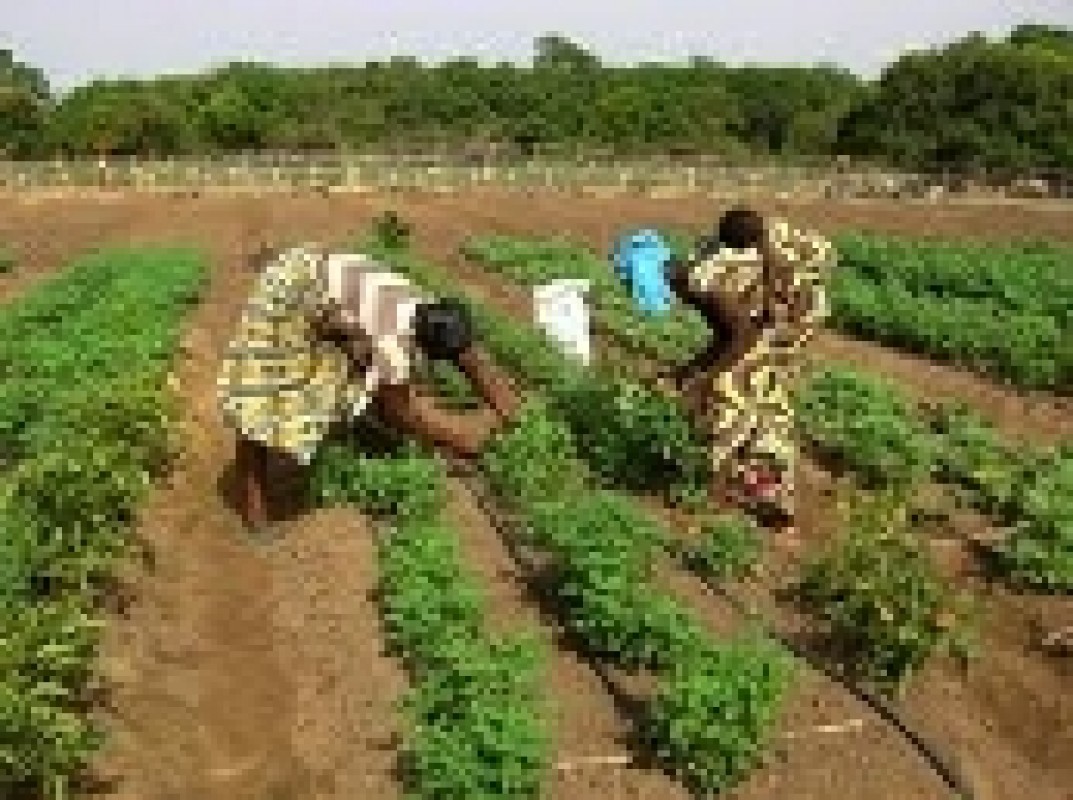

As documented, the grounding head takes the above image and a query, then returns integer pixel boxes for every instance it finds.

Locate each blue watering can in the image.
[610,229,673,316]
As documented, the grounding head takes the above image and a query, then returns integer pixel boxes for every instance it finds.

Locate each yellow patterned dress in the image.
[685,220,835,517]
[216,245,427,465]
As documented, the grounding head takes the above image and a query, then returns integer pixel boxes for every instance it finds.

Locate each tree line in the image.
[1,26,1070,172]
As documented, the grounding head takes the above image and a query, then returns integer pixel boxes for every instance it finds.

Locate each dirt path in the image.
[87,195,410,799]
[95,204,303,799]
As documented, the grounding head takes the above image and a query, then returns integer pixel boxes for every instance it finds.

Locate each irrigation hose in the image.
[690,574,977,800]
[444,456,978,800]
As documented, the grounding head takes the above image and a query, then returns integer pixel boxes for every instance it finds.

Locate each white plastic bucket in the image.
[532,279,591,366]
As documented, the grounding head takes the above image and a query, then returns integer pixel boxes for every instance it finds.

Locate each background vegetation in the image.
[1,25,1071,172]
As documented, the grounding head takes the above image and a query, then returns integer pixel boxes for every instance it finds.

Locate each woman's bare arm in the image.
[376,343,522,460]
[377,383,499,459]
[666,255,762,384]
[453,345,521,422]
[666,255,712,319]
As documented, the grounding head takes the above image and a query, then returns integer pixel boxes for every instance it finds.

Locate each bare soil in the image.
[1,190,1070,800]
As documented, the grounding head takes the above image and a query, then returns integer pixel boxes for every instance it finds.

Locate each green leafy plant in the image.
[308,441,446,522]
[995,447,1073,591]
[924,404,1073,591]
[360,448,551,798]
[378,518,487,675]
[416,229,1073,592]
[680,513,764,583]
[925,402,1032,517]
[525,492,706,670]
[796,367,937,490]
[371,210,413,251]
[400,634,548,799]
[480,398,587,509]
[461,233,708,362]
[0,246,205,796]
[835,232,1073,328]
[0,597,105,796]
[0,444,142,599]
[526,490,666,568]
[374,241,795,794]
[795,493,976,691]
[640,634,793,795]
[829,233,1073,391]
[552,375,709,492]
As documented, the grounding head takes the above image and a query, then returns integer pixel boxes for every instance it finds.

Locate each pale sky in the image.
[4,0,1072,92]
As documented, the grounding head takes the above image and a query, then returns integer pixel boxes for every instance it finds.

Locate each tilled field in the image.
[1,190,1070,800]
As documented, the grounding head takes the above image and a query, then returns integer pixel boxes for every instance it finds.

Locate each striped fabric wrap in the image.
[685,219,835,516]
[217,245,428,465]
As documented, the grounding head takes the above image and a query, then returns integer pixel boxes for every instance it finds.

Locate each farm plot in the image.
[309,441,551,798]
[346,234,973,794]
[826,234,1073,392]
[2,191,1071,800]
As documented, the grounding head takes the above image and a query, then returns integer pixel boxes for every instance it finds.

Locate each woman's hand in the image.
[377,384,500,461]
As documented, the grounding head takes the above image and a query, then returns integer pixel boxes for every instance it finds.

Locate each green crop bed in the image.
[310,439,550,798]
[835,233,1073,326]
[0,246,206,797]
[468,230,1073,391]
[461,234,709,362]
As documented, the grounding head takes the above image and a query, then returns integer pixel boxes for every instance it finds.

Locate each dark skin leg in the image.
[235,434,271,530]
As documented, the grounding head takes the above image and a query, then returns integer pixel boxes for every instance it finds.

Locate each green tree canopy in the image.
[1,26,1070,171]
[837,31,1073,170]
[0,49,51,157]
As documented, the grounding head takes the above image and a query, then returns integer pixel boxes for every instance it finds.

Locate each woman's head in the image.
[413,298,475,361]
[717,206,766,250]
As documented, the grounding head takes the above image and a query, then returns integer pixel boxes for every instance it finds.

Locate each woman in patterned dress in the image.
[666,206,834,532]
[218,244,520,533]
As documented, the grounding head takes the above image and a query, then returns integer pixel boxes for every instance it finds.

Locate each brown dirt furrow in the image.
[899,586,1073,800]
[260,507,406,800]
[94,195,409,799]
[0,196,147,303]
[95,212,303,800]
